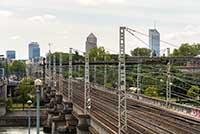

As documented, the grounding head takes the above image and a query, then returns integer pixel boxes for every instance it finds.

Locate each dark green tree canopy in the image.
[15,77,34,109]
[187,86,200,99]
[131,47,151,57]
[89,47,111,61]
[144,86,160,97]
[172,43,200,57]
[9,60,26,78]
[48,52,84,64]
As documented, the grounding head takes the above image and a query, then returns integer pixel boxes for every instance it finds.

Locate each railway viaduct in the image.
[40,56,200,134]
[33,27,200,134]
[42,76,200,134]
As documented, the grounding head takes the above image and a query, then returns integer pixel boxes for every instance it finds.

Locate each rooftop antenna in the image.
[48,43,52,53]
[154,20,157,29]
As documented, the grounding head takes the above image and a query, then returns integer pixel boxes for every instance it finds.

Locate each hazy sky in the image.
[1,0,200,59]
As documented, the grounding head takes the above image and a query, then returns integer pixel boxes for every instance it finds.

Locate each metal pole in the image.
[167,48,170,57]
[166,62,171,106]
[104,56,107,88]
[36,87,40,134]
[118,27,127,134]
[43,58,46,84]
[78,59,81,77]
[48,52,51,87]
[137,63,141,95]
[53,54,56,83]
[94,57,96,85]
[28,106,31,134]
[59,53,63,93]
[68,48,72,101]
[45,56,48,85]
[84,52,90,114]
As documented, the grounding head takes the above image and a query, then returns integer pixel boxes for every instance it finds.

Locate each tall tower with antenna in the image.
[149,28,160,57]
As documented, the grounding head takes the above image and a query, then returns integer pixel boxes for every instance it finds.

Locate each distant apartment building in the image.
[149,29,160,56]
[6,50,16,60]
[86,33,97,53]
[29,42,40,60]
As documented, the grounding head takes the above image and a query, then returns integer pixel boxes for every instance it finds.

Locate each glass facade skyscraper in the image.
[149,29,160,56]
[29,42,40,60]
[6,50,16,59]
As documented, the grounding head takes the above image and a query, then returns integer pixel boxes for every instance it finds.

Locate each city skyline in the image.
[1,0,200,59]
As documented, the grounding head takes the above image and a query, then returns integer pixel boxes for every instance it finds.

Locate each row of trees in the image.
[172,43,200,57]
[130,43,200,57]
[49,43,200,63]
[49,44,200,102]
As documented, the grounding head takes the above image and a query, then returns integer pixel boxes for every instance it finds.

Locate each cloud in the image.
[56,30,70,39]
[43,14,56,20]
[28,16,45,23]
[0,10,13,17]
[28,14,57,24]
[76,0,126,6]
[9,35,21,40]
[165,25,200,40]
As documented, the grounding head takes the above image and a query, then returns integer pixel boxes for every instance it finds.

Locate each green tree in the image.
[15,77,34,110]
[187,86,200,99]
[131,48,151,57]
[89,47,111,61]
[172,43,200,57]
[49,52,69,64]
[193,43,200,55]
[144,86,160,97]
[49,52,84,64]
[172,49,179,56]
[10,60,26,78]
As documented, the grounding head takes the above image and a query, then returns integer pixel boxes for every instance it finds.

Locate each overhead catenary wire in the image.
[71,48,85,55]
[126,27,179,48]
[129,71,200,100]
[171,93,200,104]
[126,29,150,48]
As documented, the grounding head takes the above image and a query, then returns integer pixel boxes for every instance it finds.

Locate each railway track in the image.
[61,80,200,134]
[91,86,200,134]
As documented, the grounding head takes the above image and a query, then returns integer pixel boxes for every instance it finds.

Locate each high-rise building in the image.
[149,29,160,56]
[29,42,40,60]
[6,50,16,60]
[86,33,97,53]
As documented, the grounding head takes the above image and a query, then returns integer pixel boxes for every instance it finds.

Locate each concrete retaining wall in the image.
[128,93,200,119]
[0,111,47,127]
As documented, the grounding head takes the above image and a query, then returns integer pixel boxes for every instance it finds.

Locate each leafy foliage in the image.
[187,86,200,99]
[15,77,34,110]
[144,86,160,97]
[4,60,26,79]
[89,47,111,61]
[172,43,200,57]
[131,47,151,57]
